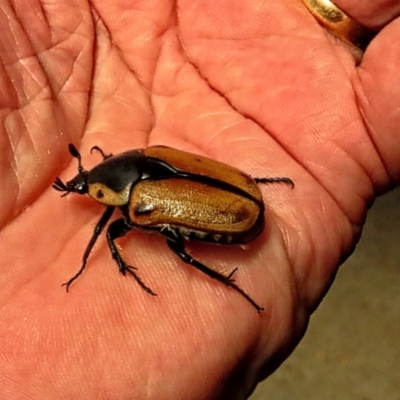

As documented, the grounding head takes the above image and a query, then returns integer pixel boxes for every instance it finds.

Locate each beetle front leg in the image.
[106,219,157,296]
[63,206,115,291]
[166,238,264,313]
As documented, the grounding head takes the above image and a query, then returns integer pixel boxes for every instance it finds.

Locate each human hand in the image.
[0,1,399,399]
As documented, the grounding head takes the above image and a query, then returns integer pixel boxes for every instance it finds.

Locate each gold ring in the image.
[301,0,376,51]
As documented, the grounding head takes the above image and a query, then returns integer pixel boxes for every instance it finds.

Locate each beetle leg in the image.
[254,177,294,189]
[227,267,238,280]
[62,206,115,291]
[106,219,157,296]
[90,145,113,160]
[165,238,264,313]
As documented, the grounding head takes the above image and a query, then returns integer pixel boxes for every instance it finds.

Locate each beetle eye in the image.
[75,182,87,194]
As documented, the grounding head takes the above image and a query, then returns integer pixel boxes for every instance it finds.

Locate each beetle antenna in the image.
[68,143,84,173]
[52,177,71,197]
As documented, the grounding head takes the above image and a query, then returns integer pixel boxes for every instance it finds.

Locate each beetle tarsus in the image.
[227,268,238,281]
[166,238,264,313]
[120,265,157,296]
[107,218,157,296]
[254,177,294,189]
[62,274,81,292]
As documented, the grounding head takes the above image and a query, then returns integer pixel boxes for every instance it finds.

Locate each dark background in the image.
[251,189,400,400]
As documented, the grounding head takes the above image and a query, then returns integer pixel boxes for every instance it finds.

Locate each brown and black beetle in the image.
[53,144,294,312]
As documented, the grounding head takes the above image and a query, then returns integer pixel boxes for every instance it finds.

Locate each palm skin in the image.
[0,1,399,399]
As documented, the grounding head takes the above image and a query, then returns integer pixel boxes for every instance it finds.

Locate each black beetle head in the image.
[53,172,89,197]
[52,144,89,197]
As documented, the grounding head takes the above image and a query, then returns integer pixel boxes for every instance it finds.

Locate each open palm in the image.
[0,1,399,399]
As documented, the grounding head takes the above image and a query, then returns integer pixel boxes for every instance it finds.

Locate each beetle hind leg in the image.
[107,219,157,296]
[166,238,264,313]
[254,177,294,189]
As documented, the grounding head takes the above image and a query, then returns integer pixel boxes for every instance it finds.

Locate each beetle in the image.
[53,144,294,312]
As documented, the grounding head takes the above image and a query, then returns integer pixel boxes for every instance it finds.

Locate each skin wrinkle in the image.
[60,34,91,81]
[4,110,24,165]
[4,13,86,111]
[91,5,161,93]
[84,15,104,121]
[18,60,48,103]
[43,47,77,95]
[40,5,85,46]
[331,138,376,206]
[359,106,392,186]
[34,35,88,100]
[283,206,317,304]
[90,13,156,138]
[174,101,242,149]
[204,120,245,150]
[2,122,18,208]
[4,18,21,58]
[153,27,182,94]
[37,2,51,29]
[276,162,342,280]
[351,73,393,187]
[259,89,371,228]
[0,13,91,226]
[65,51,86,94]
[266,245,296,311]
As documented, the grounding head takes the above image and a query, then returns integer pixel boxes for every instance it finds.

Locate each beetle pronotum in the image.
[53,144,294,312]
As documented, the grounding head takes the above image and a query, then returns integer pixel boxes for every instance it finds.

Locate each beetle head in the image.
[52,144,89,197]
